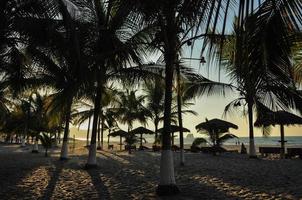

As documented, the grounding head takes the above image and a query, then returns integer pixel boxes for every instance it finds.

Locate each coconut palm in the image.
[39,133,54,157]
[83,0,155,168]
[116,89,150,133]
[124,133,139,154]
[24,0,90,160]
[127,0,243,193]
[144,73,197,143]
[187,5,302,158]
[143,78,165,141]
[73,86,119,150]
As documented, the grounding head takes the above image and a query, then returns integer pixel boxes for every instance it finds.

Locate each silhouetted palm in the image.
[81,0,154,167]
[25,1,89,160]
[127,0,242,193]
[116,89,150,132]
[188,8,302,157]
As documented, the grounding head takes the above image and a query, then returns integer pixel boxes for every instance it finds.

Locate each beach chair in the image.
[259,147,282,157]
[108,144,114,150]
[287,148,302,159]
[172,145,180,151]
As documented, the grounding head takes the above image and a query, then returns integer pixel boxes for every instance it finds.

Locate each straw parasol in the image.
[108,129,128,150]
[196,118,238,133]
[255,110,302,158]
[158,125,190,145]
[129,127,154,148]
[195,118,238,148]
[157,125,190,133]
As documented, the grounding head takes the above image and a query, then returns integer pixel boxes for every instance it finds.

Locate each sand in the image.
[0,142,302,200]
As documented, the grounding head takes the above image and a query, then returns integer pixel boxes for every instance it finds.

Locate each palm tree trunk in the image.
[101,117,105,149]
[120,136,122,150]
[32,136,39,153]
[154,118,159,143]
[247,101,257,158]
[86,85,102,168]
[58,130,61,144]
[176,63,185,166]
[21,135,26,147]
[86,112,91,147]
[140,133,143,148]
[280,124,285,159]
[97,116,101,150]
[107,129,111,148]
[157,15,179,194]
[60,100,72,160]
[171,132,174,146]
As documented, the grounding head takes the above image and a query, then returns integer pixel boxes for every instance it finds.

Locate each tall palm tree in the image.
[26,0,88,159]
[144,77,165,141]
[116,89,150,133]
[188,4,302,157]
[84,0,154,168]
[128,0,240,194]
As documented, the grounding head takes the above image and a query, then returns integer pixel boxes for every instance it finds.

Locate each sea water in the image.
[76,136,302,146]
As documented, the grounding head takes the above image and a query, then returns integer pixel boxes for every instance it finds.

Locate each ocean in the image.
[76,135,302,146]
[175,136,302,146]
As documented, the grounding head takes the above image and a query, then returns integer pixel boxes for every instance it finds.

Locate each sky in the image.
[73,44,302,138]
[71,0,302,138]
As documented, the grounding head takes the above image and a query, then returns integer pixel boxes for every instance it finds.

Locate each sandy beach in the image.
[0,142,302,200]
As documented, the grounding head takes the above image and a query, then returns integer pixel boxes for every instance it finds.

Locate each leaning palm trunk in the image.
[21,135,26,147]
[279,124,286,158]
[97,117,101,150]
[107,129,111,148]
[86,113,91,146]
[154,119,159,143]
[32,136,39,153]
[247,101,256,158]
[157,25,179,194]
[60,101,72,160]
[176,64,185,166]
[86,85,102,168]
[101,118,105,149]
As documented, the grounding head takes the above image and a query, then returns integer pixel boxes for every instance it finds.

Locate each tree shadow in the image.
[86,169,111,200]
[40,160,64,200]
[95,151,237,199]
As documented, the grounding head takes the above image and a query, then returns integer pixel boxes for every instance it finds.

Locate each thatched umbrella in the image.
[158,125,190,145]
[196,118,238,133]
[129,127,154,148]
[108,129,128,150]
[195,118,238,148]
[254,110,302,158]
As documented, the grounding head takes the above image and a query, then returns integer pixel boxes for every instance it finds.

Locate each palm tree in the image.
[39,133,54,157]
[144,78,165,141]
[25,0,89,160]
[131,1,302,192]
[128,0,241,193]
[116,89,150,133]
[124,133,139,154]
[188,5,302,158]
[85,0,154,168]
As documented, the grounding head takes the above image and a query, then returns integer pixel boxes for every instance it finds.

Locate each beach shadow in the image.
[0,152,56,199]
[96,151,234,199]
[185,153,302,199]
[86,169,111,200]
[40,160,64,200]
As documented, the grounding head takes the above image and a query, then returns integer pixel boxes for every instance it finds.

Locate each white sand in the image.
[0,143,302,199]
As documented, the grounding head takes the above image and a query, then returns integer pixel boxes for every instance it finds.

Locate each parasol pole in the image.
[280,124,285,159]
[140,133,143,148]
